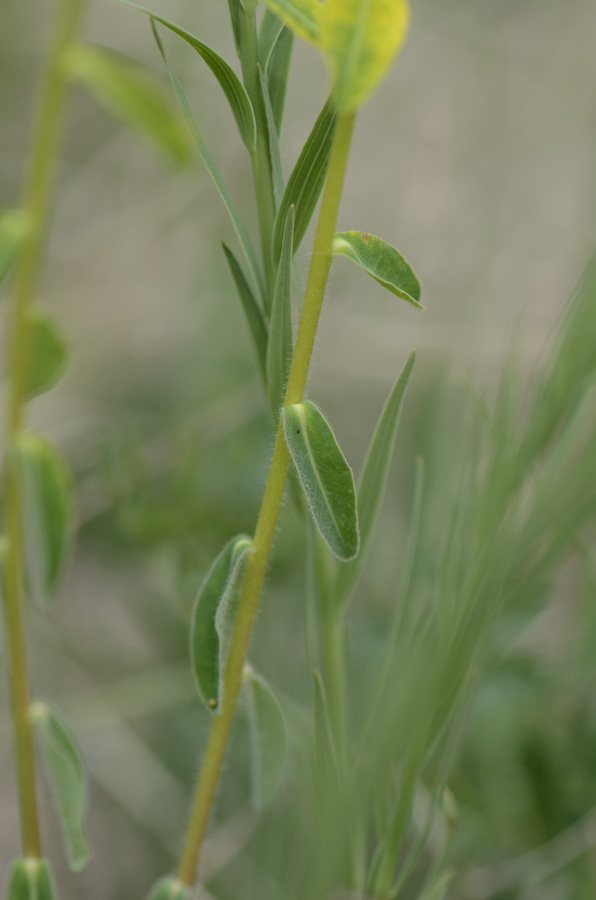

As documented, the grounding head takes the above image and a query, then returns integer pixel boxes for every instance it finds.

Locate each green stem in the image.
[2,0,84,858]
[176,109,356,888]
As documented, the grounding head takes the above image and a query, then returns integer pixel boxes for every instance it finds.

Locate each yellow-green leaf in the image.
[6,859,56,900]
[262,0,322,44]
[0,210,30,288]
[145,877,191,900]
[25,306,69,398]
[333,231,421,307]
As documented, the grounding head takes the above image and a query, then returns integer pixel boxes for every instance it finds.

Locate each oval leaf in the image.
[0,209,30,288]
[6,859,56,900]
[31,703,91,871]
[262,0,322,44]
[335,351,415,608]
[222,243,268,382]
[146,877,192,900]
[244,669,287,809]
[267,207,295,423]
[191,535,253,711]
[283,402,359,560]
[333,231,421,307]
[65,43,192,165]
[14,432,74,603]
[25,306,68,398]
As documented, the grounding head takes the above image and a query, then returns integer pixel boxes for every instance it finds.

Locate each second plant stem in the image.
[177,109,356,888]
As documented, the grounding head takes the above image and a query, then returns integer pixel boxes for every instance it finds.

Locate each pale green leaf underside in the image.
[25,306,68,398]
[244,670,287,809]
[262,0,321,44]
[284,402,359,560]
[6,859,56,900]
[65,43,192,165]
[333,231,421,307]
[31,704,91,871]
[0,209,30,287]
[146,877,192,900]
[191,535,253,711]
[267,206,295,423]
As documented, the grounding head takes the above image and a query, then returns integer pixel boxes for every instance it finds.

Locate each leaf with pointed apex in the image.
[335,351,415,608]
[14,433,74,604]
[191,535,253,711]
[259,9,285,68]
[267,207,295,423]
[146,877,192,900]
[31,704,91,871]
[258,67,285,204]
[117,3,257,151]
[222,243,268,382]
[0,209,30,287]
[25,306,68,398]
[333,231,421,307]
[65,43,192,165]
[261,0,322,44]
[272,101,336,262]
[244,669,287,809]
[151,22,265,306]
[6,859,56,900]
[265,25,294,134]
[284,402,359,560]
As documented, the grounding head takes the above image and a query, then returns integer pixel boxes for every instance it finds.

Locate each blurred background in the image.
[2,0,596,898]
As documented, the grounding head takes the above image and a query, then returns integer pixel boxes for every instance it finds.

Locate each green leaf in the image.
[14,433,74,603]
[417,870,455,900]
[333,231,422,307]
[145,877,191,900]
[244,668,287,809]
[265,25,294,135]
[190,535,253,711]
[261,0,322,44]
[25,306,68,398]
[0,209,30,287]
[283,402,359,560]
[267,207,295,422]
[65,43,192,165]
[258,66,285,204]
[335,351,415,608]
[5,859,56,900]
[272,101,337,262]
[151,22,265,306]
[117,3,257,151]
[222,243,268,382]
[31,704,91,871]
[259,9,285,68]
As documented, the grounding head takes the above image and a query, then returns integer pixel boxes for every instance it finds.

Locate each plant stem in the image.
[177,109,356,888]
[2,0,84,858]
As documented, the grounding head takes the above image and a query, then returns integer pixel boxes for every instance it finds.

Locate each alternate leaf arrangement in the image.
[2,1,596,899]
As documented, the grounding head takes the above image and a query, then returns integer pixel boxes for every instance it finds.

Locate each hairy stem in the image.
[2,0,84,858]
[177,109,356,887]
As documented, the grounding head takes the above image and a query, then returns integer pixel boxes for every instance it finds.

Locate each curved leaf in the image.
[262,0,322,44]
[244,669,287,809]
[272,101,336,262]
[267,207,295,422]
[25,306,68,398]
[333,231,421,307]
[0,209,30,288]
[118,2,257,151]
[284,402,359,560]
[190,535,253,711]
[6,859,56,900]
[259,9,285,69]
[65,43,192,165]
[258,66,285,203]
[146,877,192,900]
[222,243,268,382]
[264,24,294,135]
[31,704,91,871]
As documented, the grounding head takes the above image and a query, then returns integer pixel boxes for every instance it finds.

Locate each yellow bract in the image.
[263,0,410,111]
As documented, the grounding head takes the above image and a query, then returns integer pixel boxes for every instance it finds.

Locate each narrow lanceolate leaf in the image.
[31,704,91,871]
[258,67,285,203]
[222,243,268,382]
[65,43,192,165]
[265,25,294,134]
[118,3,257,151]
[261,0,322,44]
[272,101,337,262]
[322,0,410,112]
[244,669,287,809]
[25,306,68,398]
[267,207,295,422]
[6,859,56,900]
[259,9,286,69]
[284,402,359,560]
[0,209,30,287]
[335,351,415,608]
[14,433,74,604]
[191,535,253,711]
[146,877,192,900]
[333,231,422,307]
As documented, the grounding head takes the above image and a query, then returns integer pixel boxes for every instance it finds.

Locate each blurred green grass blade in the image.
[261,0,321,44]
[258,65,285,203]
[244,669,287,809]
[14,433,74,604]
[267,207,295,423]
[151,22,265,305]
[117,2,257,151]
[415,869,455,900]
[284,402,359,561]
[190,535,253,711]
[24,306,68,399]
[272,101,337,262]
[265,25,293,134]
[0,209,30,287]
[31,704,91,871]
[333,231,422,307]
[335,352,415,610]
[6,859,56,900]
[65,43,192,166]
[146,877,191,900]
[222,242,268,382]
